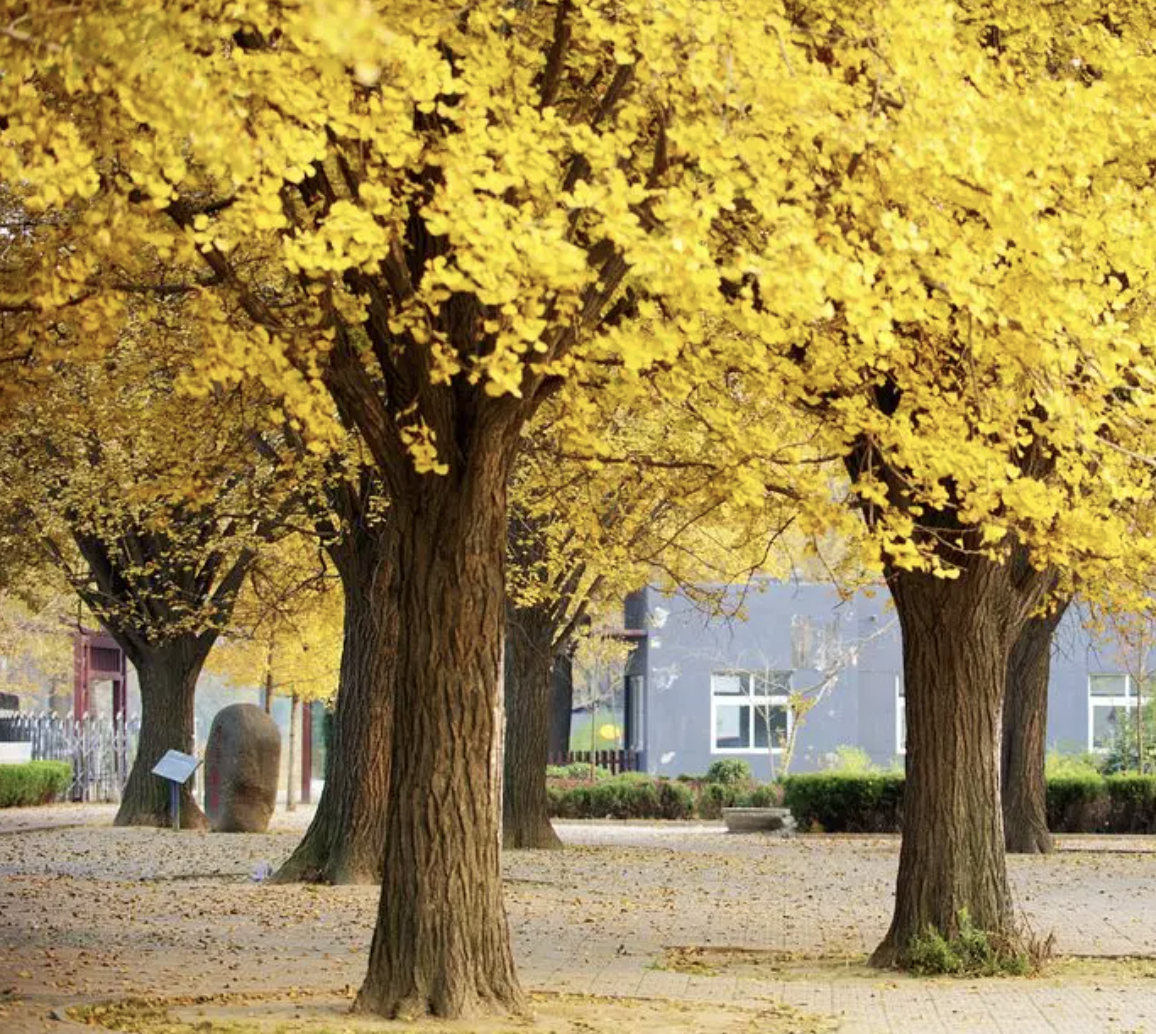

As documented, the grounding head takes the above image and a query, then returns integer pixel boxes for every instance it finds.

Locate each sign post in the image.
[151,749,200,831]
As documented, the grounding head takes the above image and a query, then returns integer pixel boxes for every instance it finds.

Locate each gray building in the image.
[618,583,1148,779]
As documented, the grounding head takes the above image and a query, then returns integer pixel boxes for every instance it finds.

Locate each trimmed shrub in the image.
[547,768,1156,831]
[1045,774,1109,833]
[657,780,696,819]
[546,763,612,781]
[705,759,753,786]
[547,773,712,820]
[782,773,904,832]
[590,775,658,818]
[734,783,785,808]
[695,782,735,819]
[1105,775,1156,833]
[0,761,72,807]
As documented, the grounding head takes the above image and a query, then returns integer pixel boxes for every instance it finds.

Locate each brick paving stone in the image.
[3,813,1156,1033]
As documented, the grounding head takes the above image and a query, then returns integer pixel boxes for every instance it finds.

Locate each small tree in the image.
[1088,606,1156,776]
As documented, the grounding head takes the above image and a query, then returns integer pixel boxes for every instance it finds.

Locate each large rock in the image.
[204,704,280,833]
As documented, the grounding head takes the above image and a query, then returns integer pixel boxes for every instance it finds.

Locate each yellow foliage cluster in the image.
[4,0,1156,609]
[207,534,343,703]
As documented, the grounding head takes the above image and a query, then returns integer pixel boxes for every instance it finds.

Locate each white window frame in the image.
[895,675,905,755]
[1088,673,1136,753]
[710,669,792,755]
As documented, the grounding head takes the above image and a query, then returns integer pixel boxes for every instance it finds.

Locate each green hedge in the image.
[782,773,905,833]
[0,761,72,808]
[1046,774,1109,833]
[1105,775,1156,833]
[546,770,1156,831]
[546,772,784,820]
[785,773,1156,834]
[547,774,695,819]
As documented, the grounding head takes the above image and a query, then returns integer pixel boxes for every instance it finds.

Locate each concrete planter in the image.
[722,806,796,835]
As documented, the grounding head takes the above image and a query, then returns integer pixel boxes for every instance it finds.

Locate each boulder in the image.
[204,704,280,833]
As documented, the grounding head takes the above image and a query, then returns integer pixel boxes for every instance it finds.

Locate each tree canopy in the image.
[6,1,1156,586]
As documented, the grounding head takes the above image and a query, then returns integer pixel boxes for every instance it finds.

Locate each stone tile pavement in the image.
[510,825,1156,1033]
[2,809,1156,1033]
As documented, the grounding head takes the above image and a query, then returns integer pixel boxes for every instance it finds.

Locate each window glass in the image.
[753,705,787,749]
[1092,703,1126,750]
[715,705,749,749]
[1090,674,1129,698]
[711,672,744,696]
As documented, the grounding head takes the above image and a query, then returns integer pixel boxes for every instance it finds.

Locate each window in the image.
[896,676,906,755]
[1089,673,1136,751]
[710,670,791,753]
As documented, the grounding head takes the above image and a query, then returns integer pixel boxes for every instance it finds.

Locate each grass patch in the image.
[902,910,1054,977]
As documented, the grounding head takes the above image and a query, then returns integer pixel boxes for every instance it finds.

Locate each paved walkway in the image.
[1,808,1155,1033]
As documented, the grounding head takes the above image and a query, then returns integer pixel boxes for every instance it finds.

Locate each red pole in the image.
[72,633,90,716]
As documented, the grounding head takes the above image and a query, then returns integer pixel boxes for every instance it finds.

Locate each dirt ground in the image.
[3,806,1156,1034]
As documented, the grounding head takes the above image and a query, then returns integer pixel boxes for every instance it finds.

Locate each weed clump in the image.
[903,910,1052,977]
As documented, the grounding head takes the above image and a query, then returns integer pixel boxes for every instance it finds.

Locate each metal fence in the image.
[547,749,641,775]
[0,712,140,802]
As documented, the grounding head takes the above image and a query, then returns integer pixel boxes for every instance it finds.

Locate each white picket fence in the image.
[0,712,141,802]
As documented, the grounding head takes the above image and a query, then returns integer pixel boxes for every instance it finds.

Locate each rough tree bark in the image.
[114,638,211,829]
[503,602,562,850]
[548,650,574,757]
[1002,597,1068,854]
[871,557,1046,966]
[354,461,524,1019]
[275,519,398,884]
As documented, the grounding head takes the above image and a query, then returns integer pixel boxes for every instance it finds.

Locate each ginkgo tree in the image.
[1000,577,1070,855]
[0,318,294,827]
[9,0,1156,1010]
[271,461,400,885]
[753,2,1156,964]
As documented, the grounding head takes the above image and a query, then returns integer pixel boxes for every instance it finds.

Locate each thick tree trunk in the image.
[548,650,574,756]
[355,467,524,1019]
[503,603,562,850]
[275,521,398,885]
[1002,599,1067,855]
[114,640,208,830]
[872,559,1043,966]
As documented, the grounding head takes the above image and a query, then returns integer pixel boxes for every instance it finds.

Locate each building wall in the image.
[641,583,900,779]
[1048,609,1098,753]
[639,583,1142,778]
